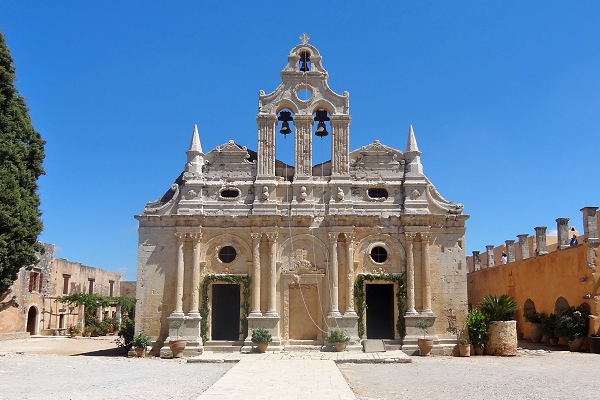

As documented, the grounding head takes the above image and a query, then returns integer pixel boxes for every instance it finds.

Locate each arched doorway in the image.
[26,306,38,335]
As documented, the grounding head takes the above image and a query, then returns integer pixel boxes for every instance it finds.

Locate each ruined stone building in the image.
[135,35,468,355]
[0,243,123,338]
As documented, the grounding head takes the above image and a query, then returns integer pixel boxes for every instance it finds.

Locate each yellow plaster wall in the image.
[468,243,599,337]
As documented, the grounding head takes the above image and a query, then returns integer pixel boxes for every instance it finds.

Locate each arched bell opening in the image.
[298,50,311,72]
[275,108,295,181]
[312,108,332,176]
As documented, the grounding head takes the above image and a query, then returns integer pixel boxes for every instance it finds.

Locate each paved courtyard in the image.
[1,336,599,399]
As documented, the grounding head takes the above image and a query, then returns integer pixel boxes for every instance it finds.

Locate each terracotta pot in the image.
[417,338,433,356]
[334,342,347,352]
[486,321,517,356]
[169,340,187,358]
[589,336,600,354]
[529,323,543,343]
[474,345,484,355]
[549,337,559,346]
[135,347,145,357]
[568,337,584,352]
[256,343,268,353]
[459,344,470,357]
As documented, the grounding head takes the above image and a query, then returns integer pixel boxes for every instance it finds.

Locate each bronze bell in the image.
[278,110,293,136]
[280,121,291,135]
[315,121,328,137]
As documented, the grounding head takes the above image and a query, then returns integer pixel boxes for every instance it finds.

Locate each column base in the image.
[164,313,204,354]
[242,314,283,352]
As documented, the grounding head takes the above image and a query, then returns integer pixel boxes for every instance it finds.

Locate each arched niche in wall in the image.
[554,296,570,316]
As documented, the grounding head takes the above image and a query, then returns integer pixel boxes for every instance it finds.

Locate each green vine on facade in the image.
[56,293,136,311]
[200,274,250,345]
[354,273,406,338]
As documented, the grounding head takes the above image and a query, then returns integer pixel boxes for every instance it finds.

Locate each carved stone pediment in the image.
[349,140,402,170]
[281,248,324,274]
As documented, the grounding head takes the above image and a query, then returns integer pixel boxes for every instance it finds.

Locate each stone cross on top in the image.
[299,32,310,44]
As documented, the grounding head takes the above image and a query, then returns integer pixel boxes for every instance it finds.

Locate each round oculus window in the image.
[218,246,237,264]
[370,246,388,263]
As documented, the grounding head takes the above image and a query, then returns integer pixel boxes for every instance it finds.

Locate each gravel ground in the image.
[338,350,600,400]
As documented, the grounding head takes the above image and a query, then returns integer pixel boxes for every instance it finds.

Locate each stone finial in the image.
[581,207,599,242]
[406,125,420,153]
[404,125,423,176]
[556,218,570,250]
[189,124,203,154]
[534,227,548,255]
[485,245,494,267]
[185,124,204,175]
[472,251,481,271]
[505,240,516,262]
[299,32,310,44]
[517,234,530,260]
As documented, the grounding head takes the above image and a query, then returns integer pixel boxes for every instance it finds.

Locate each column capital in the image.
[189,232,202,241]
[251,232,263,241]
[420,232,431,241]
[266,232,278,241]
[328,232,339,241]
[343,232,354,241]
[405,232,417,241]
[174,232,186,241]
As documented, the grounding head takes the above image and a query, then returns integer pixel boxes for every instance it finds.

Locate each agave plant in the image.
[479,294,518,322]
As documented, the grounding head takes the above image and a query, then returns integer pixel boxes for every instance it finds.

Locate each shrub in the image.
[251,328,272,344]
[479,294,518,321]
[556,303,590,342]
[524,310,542,324]
[540,313,557,339]
[131,332,152,348]
[326,329,350,344]
[116,317,134,350]
[415,319,432,339]
[467,307,488,348]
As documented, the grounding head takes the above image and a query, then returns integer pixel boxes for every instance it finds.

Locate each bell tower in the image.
[256,33,351,183]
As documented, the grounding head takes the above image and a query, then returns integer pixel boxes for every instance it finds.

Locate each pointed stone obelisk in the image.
[184,124,204,178]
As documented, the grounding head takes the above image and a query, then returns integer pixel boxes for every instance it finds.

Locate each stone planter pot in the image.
[549,337,559,346]
[417,338,434,356]
[458,344,470,357]
[474,345,484,355]
[169,340,187,358]
[529,323,543,343]
[568,337,584,352]
[334,342,347,352]
[135,347,145,357]
[589,336,600,354]
[256,343,268,353]
[486,321,517,356]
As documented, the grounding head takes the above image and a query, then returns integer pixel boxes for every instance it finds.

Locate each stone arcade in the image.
[135,35,469,356]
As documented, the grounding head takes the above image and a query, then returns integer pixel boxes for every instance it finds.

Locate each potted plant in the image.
[325,329,350,352]
[416,319,433,356]
[467,307,488,355]
[458,337,471,357]
[131,331,151,357]
[479,294,518,356]
[67,325,80,338]
[168,320,186,358]
[540,313,558,346]
[83,326,92,337]
[251,328,272,353]
[556,303,590,352]
[524,310,543,343]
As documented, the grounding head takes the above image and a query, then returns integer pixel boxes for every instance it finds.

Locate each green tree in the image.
[0,30,45,294]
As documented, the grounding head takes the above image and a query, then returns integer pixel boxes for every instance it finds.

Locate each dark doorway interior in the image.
[211,284,240,340]
[26,306,37,335]
[366,284,394,339]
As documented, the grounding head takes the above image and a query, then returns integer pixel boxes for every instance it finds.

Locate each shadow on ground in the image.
[72,347,128,357]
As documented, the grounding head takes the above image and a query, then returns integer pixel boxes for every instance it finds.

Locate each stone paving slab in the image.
[196,359,356,400]
[187,349,412,364]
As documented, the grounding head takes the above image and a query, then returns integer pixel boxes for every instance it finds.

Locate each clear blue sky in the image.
[1,2,599,281]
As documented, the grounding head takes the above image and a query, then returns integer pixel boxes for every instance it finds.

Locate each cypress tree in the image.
[0,30,45,295]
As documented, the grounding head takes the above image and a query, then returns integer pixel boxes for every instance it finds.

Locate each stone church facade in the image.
[135,35,468,355]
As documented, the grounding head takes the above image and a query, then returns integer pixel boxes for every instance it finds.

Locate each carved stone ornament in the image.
[410,189,421,200]
[336,187,344,201]
[186,189,198,199]
[299,186,307,201]
[261,186,269,201]
[282,248,324,274]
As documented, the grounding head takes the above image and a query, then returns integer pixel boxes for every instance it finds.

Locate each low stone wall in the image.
[0,331,30,341]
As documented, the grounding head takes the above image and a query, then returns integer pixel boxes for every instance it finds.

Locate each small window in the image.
[370,246,388,263]
[368,188,388,199]
[220,188,240,199]
[88,279,95,294]
[218,246,237,264]
[63,274,70,295]
[29,270,43,293]
[109,280,115,297]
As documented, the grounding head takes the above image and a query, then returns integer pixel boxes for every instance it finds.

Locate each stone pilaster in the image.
[328,232,341,317]
[405,233,417,314]
[581,207,599,243]
[189,232,202,316]
[265,232,279,317]
[517,234,530,260]
[330,115,351,176]
[293,115,313,179]
[505,240,516,262]
[249,233,262,317]
[472,251,481,271]
[256,114,277,178]
[535,226,548,255]
[556,218,570,250]
[486,245,495,268]
[173,232,185,317]
[421,233,433,314]
[344,232,356,315]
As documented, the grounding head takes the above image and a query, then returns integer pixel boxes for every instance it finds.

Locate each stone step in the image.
[203,340,244,352]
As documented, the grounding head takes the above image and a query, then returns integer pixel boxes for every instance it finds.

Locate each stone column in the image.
[189,233,202,316]
[556,218,570,250]
[330,115,351,176]
[472,251,481,271]
[421,233,432,314]
[406,233,417,314]
[344,232,356,315]
[265,232,279,317]
[505,240,516,262]
[581,207,599,242]
[256,114,277,178]
[115,304,122,325]
[534,226,548,255]
[328,232,341,317]
[517,234,530,260]
[486,245,495,267]
[249,233,262,317]
[173,232,185,316]
[293,115,313,179]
